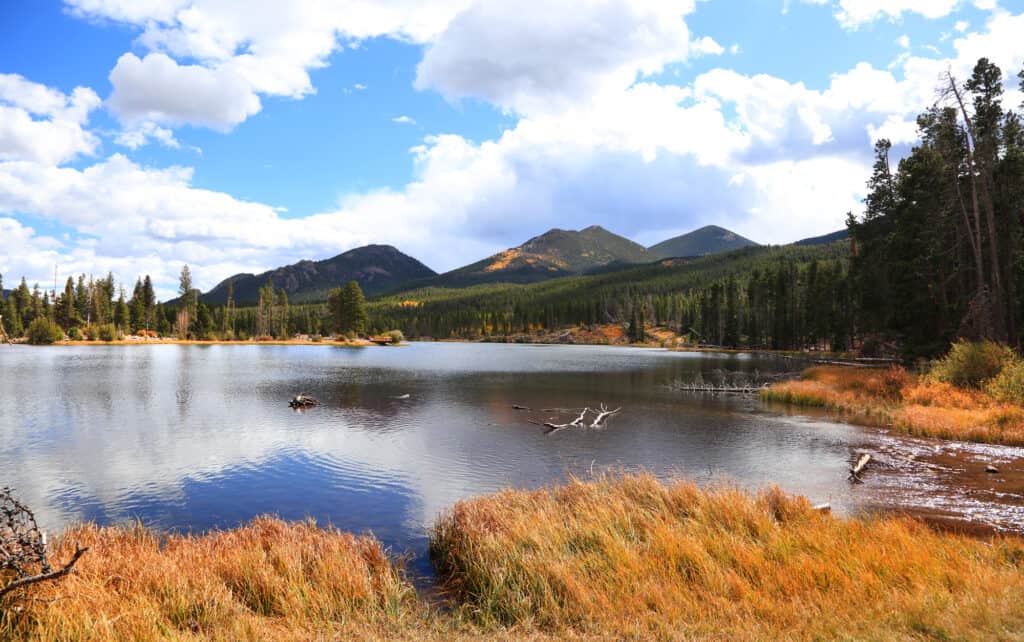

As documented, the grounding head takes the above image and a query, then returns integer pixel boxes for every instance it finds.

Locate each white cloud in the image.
[392,115,416,124]
[114,121,182,150]
[108,53,262,131]
[0,74,101,165]
[897,34,910,49]
[68,0,474,132]
[955,20,970,31]
[415,0,719,115]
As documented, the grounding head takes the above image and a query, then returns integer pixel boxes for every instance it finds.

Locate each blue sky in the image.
[1,0,1023,298]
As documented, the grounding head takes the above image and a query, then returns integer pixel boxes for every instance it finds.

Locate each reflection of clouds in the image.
[3,343,1023,543]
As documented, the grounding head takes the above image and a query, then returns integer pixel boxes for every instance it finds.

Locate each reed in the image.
[432,473,1024,640]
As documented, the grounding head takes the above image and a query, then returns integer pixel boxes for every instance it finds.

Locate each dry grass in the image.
[432,473,1024,641]
[762,366,1024,446]
[0,517,438,641]
[6,478,1024,641]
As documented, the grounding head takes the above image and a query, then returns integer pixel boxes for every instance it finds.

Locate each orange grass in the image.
[432,473,1024,640]
[0,517,437,641]
[762,366,1024,446]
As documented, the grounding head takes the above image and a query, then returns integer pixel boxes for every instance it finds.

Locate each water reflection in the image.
[1,343,1022,579]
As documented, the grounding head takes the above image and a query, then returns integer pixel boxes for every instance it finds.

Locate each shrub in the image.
[986,360,1024,404]
[863,367,912,401]
[97,324,119,342]
[68,326,83,341]
[387,329,405,344]
[930,340,1018,388]
[26,318,64,345]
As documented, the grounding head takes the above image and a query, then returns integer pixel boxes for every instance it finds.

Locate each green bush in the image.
[387,329,405,344]
[26,318,64,345]
[987,360,1024,404]
[68,326,83,341]
[930,340,1018,388]
[97,323,119,342]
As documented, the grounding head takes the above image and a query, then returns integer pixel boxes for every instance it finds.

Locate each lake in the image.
[2,342,1023,583]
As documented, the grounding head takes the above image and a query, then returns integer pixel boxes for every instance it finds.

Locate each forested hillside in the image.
[372,241,852,349]
[197,244,435,306]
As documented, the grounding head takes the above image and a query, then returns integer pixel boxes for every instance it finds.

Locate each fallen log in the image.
[848,453,871,483]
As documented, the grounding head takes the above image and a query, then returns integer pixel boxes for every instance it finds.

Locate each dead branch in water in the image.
[532,407,592,434]
[848,454,871,483]
[590,404,621,428]
[1,488,89,600]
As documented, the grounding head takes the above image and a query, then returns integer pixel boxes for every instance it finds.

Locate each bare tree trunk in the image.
[949,72,1004,340]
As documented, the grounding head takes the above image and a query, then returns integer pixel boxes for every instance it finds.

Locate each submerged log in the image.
[848,453,871,483]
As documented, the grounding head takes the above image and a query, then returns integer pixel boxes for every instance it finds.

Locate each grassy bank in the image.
[6,476,1024,640]
[0,518,435,641]
[762,366,1024,446]
[434,473,1024,640]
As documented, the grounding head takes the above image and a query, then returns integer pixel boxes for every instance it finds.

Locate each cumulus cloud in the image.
[0,74,101,164]
[108,53,262,131]
[68,0,473,133]
[392,115,416,124]
[800,0,963,28]
[415,0,719,114]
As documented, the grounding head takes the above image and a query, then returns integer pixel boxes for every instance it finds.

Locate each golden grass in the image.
[762,366,1024,446]
[432,473,1024,641]
[1,517,436,641]
[6,477,1024,641]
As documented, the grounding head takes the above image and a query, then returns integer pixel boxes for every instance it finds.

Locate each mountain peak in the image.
[434,225,650,287]
[648,225,758,259]
[199,244,436,305]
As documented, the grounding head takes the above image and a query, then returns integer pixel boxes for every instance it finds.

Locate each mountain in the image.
[647,225,758,259]
[199,245,436,305]
[793,229,848,246]
[433,225,652,287]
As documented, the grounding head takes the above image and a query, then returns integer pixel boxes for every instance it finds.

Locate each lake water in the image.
[2,342,1023,583]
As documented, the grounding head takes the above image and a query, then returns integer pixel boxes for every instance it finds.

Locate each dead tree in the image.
[1,488,88,600]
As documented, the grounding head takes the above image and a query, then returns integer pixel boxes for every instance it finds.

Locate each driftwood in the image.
[529,404,621,434]
[289,393,319,409]
[672,382,769,394]
[589,403,621,427]
[848,454,871,483]
[1,488,89,600]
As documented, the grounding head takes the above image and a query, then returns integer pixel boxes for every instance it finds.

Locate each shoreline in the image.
[761,365,1024,447]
